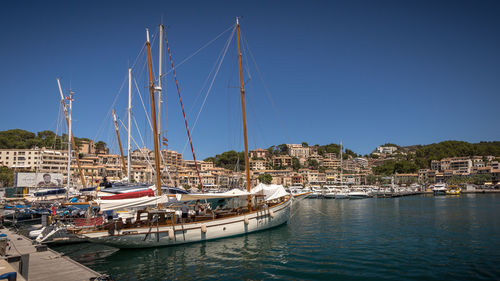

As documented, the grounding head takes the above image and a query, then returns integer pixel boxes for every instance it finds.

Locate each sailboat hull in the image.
[81,197,291,248]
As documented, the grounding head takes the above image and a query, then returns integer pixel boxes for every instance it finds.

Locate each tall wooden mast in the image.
[57,79,87,188]
[236,18,252,210]
[112,109,127,175]
[146,29,163,196]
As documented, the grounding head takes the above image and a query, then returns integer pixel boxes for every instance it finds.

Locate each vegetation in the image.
[95,141,107,151]
[372,160,419,176]
[204,150,246,171]
[267,144,289,156]
[317,143,341,156]
[0,129,105,151]
[0,166,14,187]
[381,143,399,147]
[447,174,493,185]
[292,157,301,171]
[306,158,319,170]
[413,141,500,166]
[258,174,273,184]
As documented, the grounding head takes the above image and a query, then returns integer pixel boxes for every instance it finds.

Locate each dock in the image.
[0,228,102,281]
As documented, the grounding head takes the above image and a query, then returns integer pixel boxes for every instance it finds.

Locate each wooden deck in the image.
[0,228,101,281]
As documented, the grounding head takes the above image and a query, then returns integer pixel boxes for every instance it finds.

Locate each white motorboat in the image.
[432,183,447,195]
[347,190,370,199]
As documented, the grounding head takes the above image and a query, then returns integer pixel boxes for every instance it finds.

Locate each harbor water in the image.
[53,194,500,280]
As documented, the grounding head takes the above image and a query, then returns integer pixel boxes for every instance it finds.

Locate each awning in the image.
[250,183,289,201]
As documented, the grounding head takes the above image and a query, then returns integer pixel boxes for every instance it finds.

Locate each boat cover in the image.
[96,195,171,211]
[99,189,154,200]
[250,183,289,201]
[175,188,250,201]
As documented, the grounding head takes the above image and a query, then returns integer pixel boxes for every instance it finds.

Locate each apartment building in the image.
[249,148,269,159]
[249,159,268,170]
[376,146,398,154]
[272,155,292,167]
[287,144,310,158]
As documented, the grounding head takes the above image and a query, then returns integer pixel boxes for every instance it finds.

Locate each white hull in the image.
[335,193,348,199]
[81,197,291,248]
[348,192,369,199]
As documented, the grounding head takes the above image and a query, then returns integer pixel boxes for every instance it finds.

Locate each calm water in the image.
[53,194,500,280]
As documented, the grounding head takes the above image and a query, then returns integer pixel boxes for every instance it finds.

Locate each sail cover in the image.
[96,195,171,211]
[250,183,289,201]
[175,188,250,201]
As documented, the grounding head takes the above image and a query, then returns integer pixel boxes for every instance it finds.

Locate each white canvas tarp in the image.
[176,188,250,201]
[250,183,289,201]
[96,195,171,211]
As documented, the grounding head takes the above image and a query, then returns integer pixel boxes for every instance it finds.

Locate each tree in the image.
[292,157,301,171]
[0,167,14,187]
[258,174,272,184]
[366,174,378,185]
[276,144,288,155]
[307,159,319,170]
[301,142,308,147]
[95,141,107,151]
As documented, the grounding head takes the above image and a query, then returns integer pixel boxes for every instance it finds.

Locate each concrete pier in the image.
[0,228,101,281]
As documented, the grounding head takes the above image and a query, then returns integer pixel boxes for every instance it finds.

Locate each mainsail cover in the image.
[96,195,170,211]
[176,188,250,201]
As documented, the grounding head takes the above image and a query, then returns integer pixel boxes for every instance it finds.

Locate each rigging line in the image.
[246,83,262,150]
[133,77,153,132]
[128,119,156,181]
[130,32,148,71]
[181,25,236,155]
[242,34,292,143]
[164,29,205,192]
[163,24,235,76]
[186,26,236,117]
[118,118,173,186]
[93,72,129,142]
[132,114,147,150]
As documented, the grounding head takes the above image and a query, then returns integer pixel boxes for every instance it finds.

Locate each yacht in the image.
[432,183,447,195]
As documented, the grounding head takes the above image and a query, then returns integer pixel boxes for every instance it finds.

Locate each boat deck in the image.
[0,228,101,281]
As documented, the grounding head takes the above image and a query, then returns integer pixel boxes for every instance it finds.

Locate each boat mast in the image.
[112,109,127,176]
[340,141,343,186]
[127,68,132,183]
[67,90,73,197]
[236,18,252,211]
[157,24,164,150]
[57,79,87,188]
[146,28,163,196]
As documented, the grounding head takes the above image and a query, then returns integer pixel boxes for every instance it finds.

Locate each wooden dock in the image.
[0,228,102,281]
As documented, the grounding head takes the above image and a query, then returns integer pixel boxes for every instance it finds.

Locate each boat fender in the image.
[269,210,275,218]
[201,224,207,233]
[244,217,249,225]
[168,229,174,240]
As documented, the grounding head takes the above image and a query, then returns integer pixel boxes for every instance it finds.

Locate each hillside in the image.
[0,129,106,150]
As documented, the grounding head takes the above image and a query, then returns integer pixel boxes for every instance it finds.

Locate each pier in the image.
[0,228,102,281]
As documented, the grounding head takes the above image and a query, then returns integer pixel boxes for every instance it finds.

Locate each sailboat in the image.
[76,19,292,248]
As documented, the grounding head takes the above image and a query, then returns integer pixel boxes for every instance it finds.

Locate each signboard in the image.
[15,172,63,187]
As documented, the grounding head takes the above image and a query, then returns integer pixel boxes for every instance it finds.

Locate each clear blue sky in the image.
[1,0,499,159]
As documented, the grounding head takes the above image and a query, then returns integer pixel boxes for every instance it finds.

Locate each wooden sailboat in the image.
[76,19,292,248]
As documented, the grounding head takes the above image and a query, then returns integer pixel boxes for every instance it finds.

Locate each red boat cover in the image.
[100,189,155,200]
[74,216,103,227]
